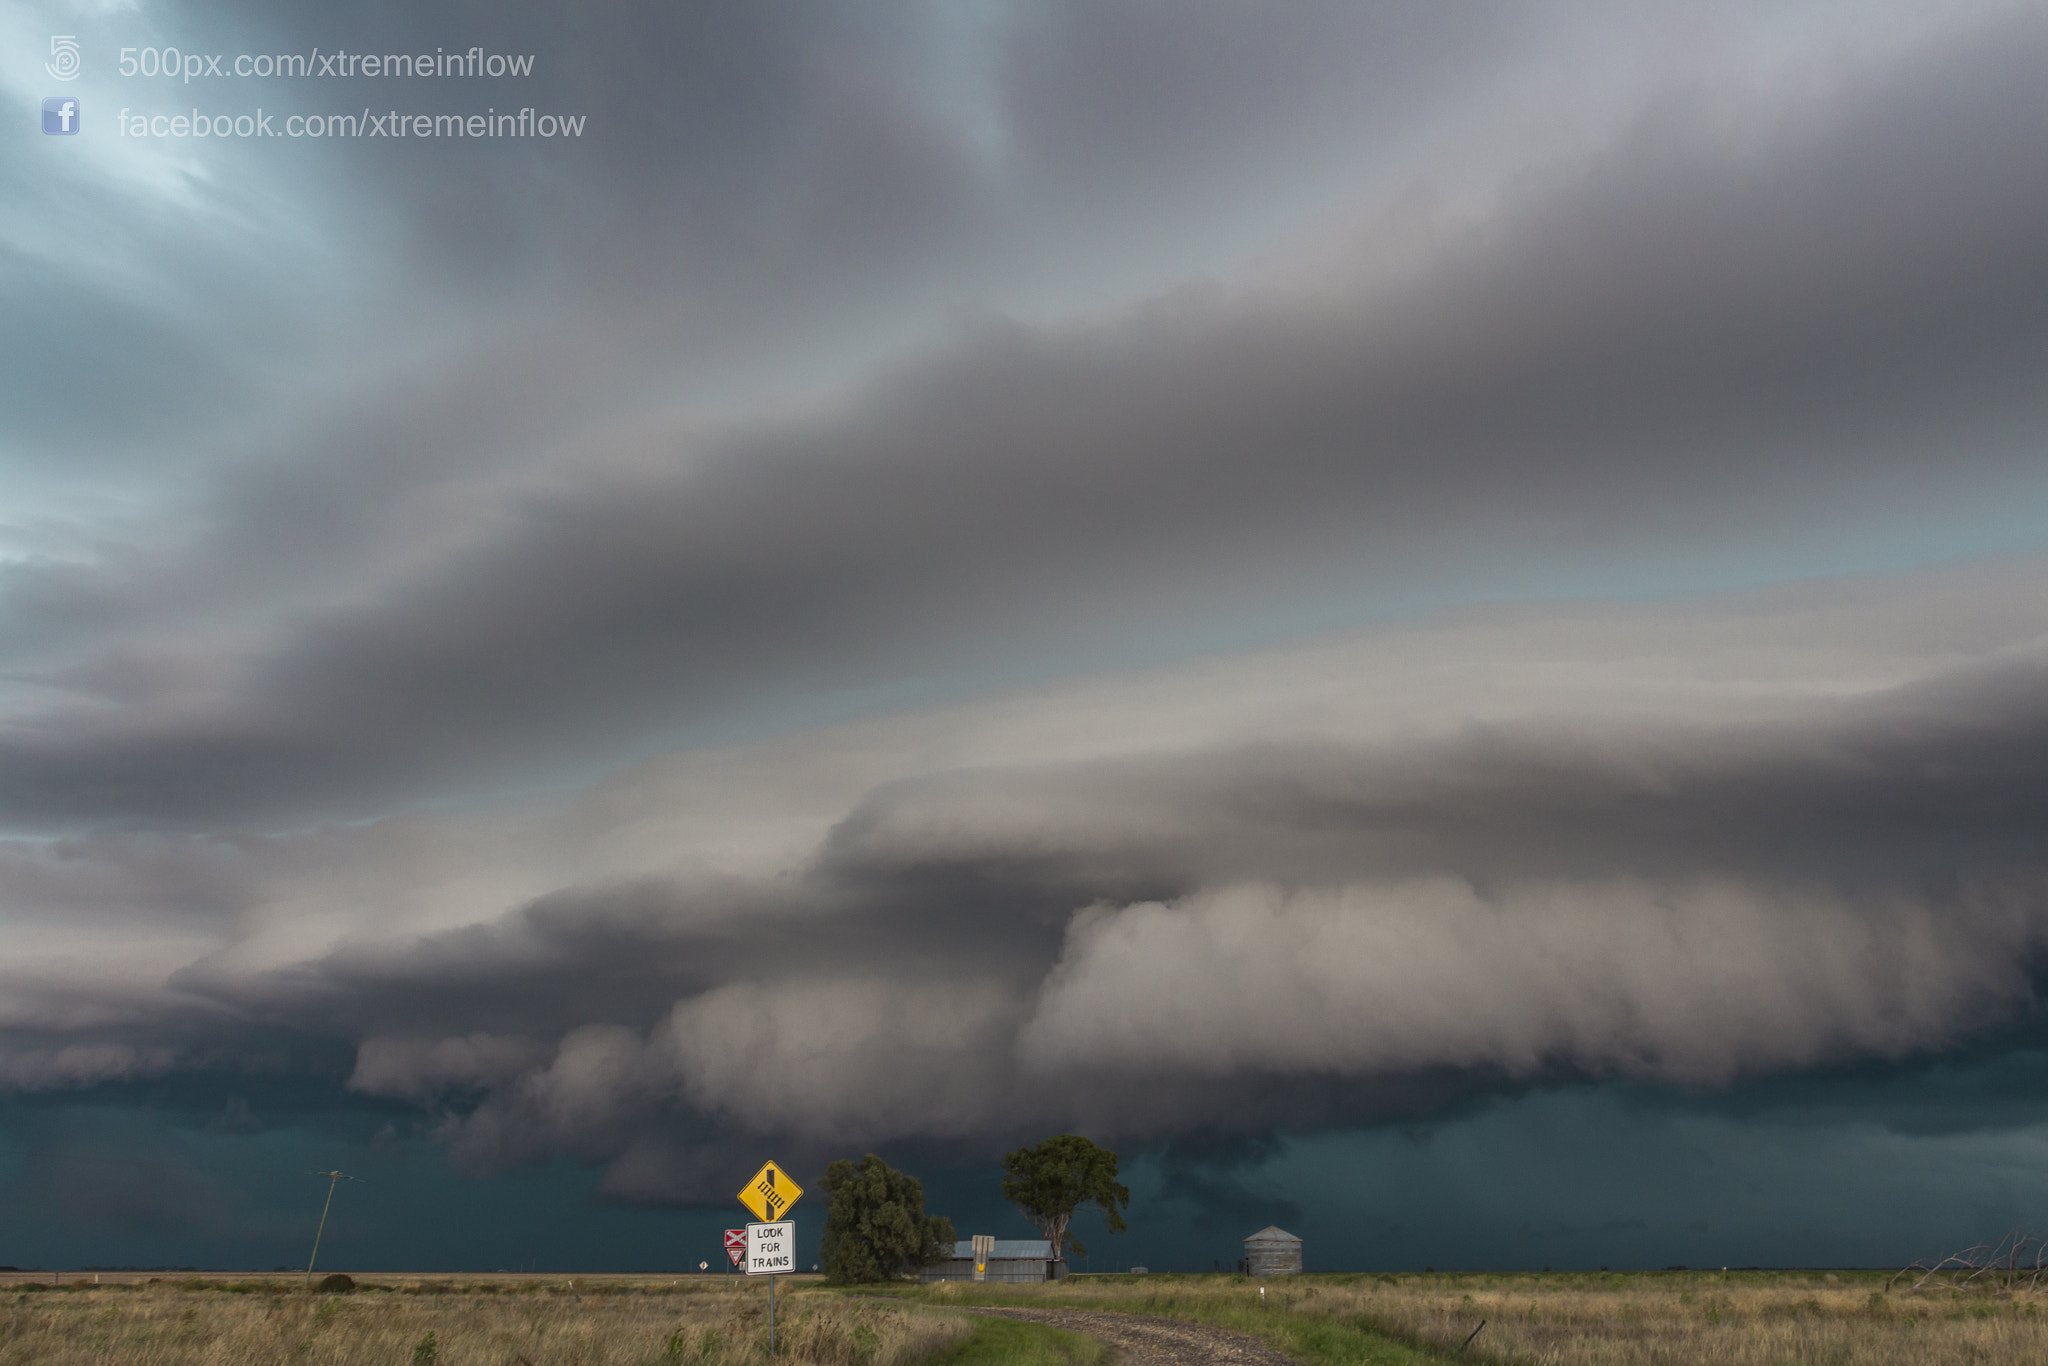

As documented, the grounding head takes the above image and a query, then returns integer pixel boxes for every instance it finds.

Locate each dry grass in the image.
[1334,1269,2048,1365]
[28,1268,2048,1365]
[894,1268,2048,1365]
[0,1275,971,1366]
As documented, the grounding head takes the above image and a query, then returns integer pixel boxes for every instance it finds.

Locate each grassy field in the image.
[0,1274,974,1366]
[15,1268,2048,1365]
[882,1268,2048,1365]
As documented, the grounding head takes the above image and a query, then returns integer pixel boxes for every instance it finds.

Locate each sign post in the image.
[971,1233,994,1281]
[738,1161,804,1360]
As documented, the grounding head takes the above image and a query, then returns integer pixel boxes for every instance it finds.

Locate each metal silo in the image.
[1243,1225,1302,1276]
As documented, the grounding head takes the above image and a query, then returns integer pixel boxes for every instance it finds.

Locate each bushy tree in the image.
[819,1153,955,1284]
[1000,1134,1129,1262]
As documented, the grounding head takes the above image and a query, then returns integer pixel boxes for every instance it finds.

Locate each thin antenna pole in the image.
[304,1171,358,1287]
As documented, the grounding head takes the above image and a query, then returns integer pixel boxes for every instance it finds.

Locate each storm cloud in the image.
[6,561,2046,1198]
[7,0,2048,827]
[4,0,2048,1231]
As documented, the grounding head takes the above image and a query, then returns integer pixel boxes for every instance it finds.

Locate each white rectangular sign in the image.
[746,1219,795,1275]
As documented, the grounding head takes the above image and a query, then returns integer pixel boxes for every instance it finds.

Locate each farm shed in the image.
[1244,1225,1302,1276]
[921,1238,1064,1283]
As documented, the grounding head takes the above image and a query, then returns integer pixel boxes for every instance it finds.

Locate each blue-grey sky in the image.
[6,0,2048,1273]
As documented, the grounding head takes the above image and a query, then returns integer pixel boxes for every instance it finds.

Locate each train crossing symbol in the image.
[738,1160,803,1223]
[725,1228,748,1267]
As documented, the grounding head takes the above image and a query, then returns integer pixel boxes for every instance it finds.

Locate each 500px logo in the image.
[46,35,81,81]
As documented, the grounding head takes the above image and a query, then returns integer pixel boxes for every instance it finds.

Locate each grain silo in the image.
[1244,1225,1302,1276]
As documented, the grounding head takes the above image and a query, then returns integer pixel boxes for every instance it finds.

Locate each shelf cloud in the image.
[10,562,2043,1198]
[3,0,2048,1226]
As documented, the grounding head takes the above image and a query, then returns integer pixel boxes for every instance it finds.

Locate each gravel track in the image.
[960,1305,1304,1366]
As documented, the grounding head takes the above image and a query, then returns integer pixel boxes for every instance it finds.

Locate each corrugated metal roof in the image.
[951,1240,1053,1259]
[1245,1226,1301,1243]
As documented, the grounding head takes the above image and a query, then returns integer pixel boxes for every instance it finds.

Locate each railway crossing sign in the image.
[724,1228,747,1267]
[737,1160,803,1223]
[746,1220,795,1275]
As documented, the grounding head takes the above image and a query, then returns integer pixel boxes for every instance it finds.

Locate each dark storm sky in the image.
[5,0,2048,1271]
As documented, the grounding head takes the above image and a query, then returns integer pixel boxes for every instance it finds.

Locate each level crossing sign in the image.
[724,1228,747,1267]
[737,1160,803,1223]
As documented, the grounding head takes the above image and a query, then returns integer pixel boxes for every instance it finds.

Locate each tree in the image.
[819,1153,956,1285]
[1000,1134,1129,1263]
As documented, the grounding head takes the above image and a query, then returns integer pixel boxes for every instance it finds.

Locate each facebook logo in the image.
[42,97,79,135]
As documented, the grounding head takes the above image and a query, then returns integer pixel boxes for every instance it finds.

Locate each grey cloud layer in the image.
[355,583,2048,1197]
[2,0,1516,492]
[6,0,2048,1203]
[1022,878,2040,1084]
[6,2,2048,827]
[5,567,2046,1196]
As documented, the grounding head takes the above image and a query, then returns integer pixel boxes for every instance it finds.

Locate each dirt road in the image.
[964,1306,1304,1366]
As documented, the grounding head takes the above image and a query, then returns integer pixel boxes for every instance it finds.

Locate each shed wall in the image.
[920,1258,1054,1284]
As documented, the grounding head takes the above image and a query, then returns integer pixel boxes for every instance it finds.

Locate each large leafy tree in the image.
[819,1154,956,1285]
[999,1134,1129,1263]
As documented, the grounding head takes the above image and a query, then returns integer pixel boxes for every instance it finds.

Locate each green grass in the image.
[853,1281,1449,1365]
[1228,1304,1446,1366]
[931,1315,1113,1366]
[864,1269,2048,1366]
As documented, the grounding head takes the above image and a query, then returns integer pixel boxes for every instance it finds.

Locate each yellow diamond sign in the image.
[738,1160,803,1223]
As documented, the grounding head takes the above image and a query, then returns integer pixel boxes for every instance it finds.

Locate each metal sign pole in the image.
[769,1273,777,1360]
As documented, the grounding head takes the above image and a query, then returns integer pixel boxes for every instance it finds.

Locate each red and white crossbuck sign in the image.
[724,1228,748,1267]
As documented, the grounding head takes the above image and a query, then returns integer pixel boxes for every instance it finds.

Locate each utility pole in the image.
[304,1170,361,1287]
